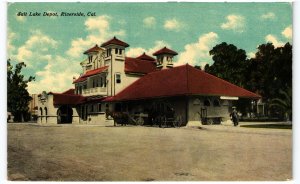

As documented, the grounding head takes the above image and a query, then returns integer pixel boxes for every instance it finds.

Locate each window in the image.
[100,77,103,87]
[98,104,102,112]
[213,99,221,107]
[75,86,78,94]
[44,107,48,116]
[204,99,211,106]
[95,79,98,87]
[90,104,94,113]
[119,49,122,55]
[88,55,92,63]
[115,48,118,54]
[107,48,111,57]
[193,98,201,105]
[116,73,121,83]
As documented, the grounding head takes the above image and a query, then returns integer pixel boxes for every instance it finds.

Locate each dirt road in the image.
[7,123,292,181]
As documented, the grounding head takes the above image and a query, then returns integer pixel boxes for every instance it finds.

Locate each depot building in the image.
[37,37,260,126]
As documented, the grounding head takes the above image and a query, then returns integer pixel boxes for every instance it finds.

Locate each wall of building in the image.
[37,95,57,124]
[37,94,80,125]
[187,96,233,125]
[86,113,107,124]
[28,94,38,118]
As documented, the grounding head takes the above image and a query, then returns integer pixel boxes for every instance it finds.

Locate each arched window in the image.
[44,107,48,116]
[213,99,221,107]
[204,99,211,106]
[39,107,43,116]
[193,98,201,105]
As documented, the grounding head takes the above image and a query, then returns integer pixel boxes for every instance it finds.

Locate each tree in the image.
[245,43,292,102]
[205,42,292,119]
[205,42,248,87]
[269,88,292,121]
[7,59,35,122]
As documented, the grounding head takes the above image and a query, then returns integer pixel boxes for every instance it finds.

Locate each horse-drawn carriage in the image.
[108,101,183,128]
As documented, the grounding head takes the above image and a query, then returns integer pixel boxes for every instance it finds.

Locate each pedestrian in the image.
[230,107,239,126]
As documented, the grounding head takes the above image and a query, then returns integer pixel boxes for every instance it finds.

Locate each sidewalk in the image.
[198,121,292,136]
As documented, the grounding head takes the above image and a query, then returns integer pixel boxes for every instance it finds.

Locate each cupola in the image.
[153,47,178,69]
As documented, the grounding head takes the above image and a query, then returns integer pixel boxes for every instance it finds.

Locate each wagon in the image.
[148,101,183,128]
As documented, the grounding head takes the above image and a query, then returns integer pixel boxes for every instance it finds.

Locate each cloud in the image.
[265,34,284,47]
[20,15,127,94]
[247,52,256,59]
[164,18,183,32]
[126,40,171,57]
[143,17,156,28]
[8,30,80,94]
[26,15,128,94]
[66,15,125,59]
[175,32,219,67]
[118,19,127,25]
[27,56,81,94]
[15,30,58,67]
[7,31,17,57]
[221,14,245,33]
[261,12,276,20]
[282,25,292,40]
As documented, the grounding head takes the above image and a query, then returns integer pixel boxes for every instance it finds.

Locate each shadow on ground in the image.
[240,124,292,129]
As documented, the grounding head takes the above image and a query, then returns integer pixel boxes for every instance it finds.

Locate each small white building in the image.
[37,37,260,126]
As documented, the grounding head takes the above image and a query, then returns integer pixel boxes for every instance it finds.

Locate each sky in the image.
[7,2,293,94]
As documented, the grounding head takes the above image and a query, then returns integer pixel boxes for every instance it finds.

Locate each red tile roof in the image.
[83,44,103,54]
[125,57,157,74]
[49,92,86,105]
[136,53,156,61]
[73,66,109,83]
[62,88,75,95]
[153,47,178,56]
[101,36,129,47]
[105,64,260,101]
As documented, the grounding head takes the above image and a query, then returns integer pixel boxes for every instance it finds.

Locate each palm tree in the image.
[269,88,292,121]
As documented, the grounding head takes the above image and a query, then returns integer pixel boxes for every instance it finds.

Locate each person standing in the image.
[230,107,239,126]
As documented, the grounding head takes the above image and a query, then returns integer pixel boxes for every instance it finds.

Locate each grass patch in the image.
[240,124,292,129]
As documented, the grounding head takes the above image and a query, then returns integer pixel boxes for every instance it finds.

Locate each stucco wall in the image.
[37,95,57,124]
[37,94,81,125]
[86,113,107,124]
[187,96,233,125]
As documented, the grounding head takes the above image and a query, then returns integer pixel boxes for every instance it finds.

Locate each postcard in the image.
[6,2,292,182]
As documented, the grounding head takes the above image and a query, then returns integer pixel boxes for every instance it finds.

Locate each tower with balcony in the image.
[100,36,129,96]
[73,44,107,97]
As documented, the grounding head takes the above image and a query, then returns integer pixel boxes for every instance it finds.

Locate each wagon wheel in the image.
[207,118,213,125]
[174,115,183,127]
[152,116,158,127]
[136,116,144,126]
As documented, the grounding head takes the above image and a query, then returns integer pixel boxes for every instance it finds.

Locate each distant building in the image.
[28,94,38,121]
[37,37,260,126]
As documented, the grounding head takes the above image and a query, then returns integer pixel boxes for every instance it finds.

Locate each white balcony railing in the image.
[82,87,107,96]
